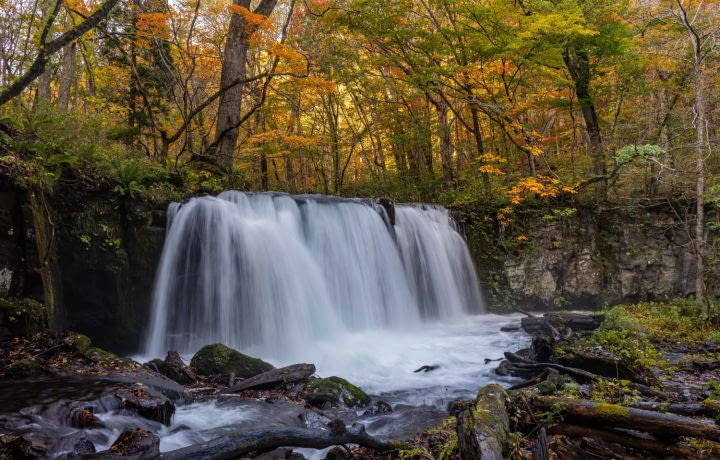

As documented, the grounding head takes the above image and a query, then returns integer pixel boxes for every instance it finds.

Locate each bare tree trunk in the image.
[677,0,707,305]
[212,0,278,168]
[57,42,75,112]
[470,106,491,194]
[435,97,453,184]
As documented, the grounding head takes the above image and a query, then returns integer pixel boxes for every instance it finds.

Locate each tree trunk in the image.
[470,106,491,194]
[212,0,278,168]
[563,46,606,198]
[436,97,453,184]
[57,42,76,112]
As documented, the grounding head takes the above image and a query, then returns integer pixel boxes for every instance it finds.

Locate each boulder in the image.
[104,428,160,460]
[305,376,370,408]
[64,332,92,353]
[144,351,196,385]
[114,383,175,425]
[190,343,274,378]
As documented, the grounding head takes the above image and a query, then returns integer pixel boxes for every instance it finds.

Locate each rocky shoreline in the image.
[2,305,720,459]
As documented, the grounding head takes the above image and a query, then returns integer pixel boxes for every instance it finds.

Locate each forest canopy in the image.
[0,0,717,208]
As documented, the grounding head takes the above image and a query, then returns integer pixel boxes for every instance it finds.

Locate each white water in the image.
[146,314,527,453]
[144,191,485,360]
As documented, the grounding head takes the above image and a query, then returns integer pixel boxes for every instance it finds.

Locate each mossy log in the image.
[534,397,720,442]
[509,360,669,400]
[558,350,657,386]
[221,363,315,393]
[628,401,720,418]
[456,384,509,460]
[160,423,405,460]
[548,423,704,458]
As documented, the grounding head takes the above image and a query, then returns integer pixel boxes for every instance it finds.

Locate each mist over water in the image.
[144,191,485,360]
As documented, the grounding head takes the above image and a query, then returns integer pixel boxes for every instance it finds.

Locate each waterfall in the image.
[144,191,484,359]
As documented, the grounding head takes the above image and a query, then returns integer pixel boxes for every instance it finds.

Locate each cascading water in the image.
[144,191,485,360]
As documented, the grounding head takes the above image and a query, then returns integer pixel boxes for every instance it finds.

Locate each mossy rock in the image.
[0,298,48,337]
[5,358,47,379]
[306,376,371,408]
[190,344,274,378]
[84,346,123,364]
[65,333,92,353]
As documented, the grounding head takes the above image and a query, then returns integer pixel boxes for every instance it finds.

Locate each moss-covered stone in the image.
[0,297,48,337]
[190,344,273,378]
[84,346,123,364]
[305,376,371,408]
[64,332,91,353]
[5,358,47,379]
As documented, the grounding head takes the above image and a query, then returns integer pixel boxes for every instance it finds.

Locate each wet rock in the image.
[190,343,274,378]
[223,363,315,393]
[362,404,446,440]
[69,406,105,428]
[324,446,351,460]
[143,351,196,385]
[102,428,160,460]
[305,376,371,408]
[114,383,175,425]
[5,358,47,379]
[363,400,393,416]
[500,325,521,332]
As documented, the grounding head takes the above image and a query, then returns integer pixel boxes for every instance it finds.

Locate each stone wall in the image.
[457,205,715,311]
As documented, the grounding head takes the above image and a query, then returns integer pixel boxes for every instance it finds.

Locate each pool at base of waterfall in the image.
[137,313,529,454]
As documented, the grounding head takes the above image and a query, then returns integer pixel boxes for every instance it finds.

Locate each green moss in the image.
[190,343,274,378]
[65,333,92,353]
[0,297,48,336]
[599,299,720,345]
[84,346,125,364]
[594,402,631,417]
[5,358,47,378]
[306,376,371,408]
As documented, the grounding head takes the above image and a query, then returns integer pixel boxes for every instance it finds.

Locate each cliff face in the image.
[1,179,715,353]
[457,205,715,311]
[0,178,167,353]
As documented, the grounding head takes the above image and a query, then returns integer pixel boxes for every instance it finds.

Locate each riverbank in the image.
[2,300,720,458]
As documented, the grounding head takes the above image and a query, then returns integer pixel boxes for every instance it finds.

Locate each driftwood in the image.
[534,397,720,442]
[548,423,703,458]
[456,384,509,460]
[161,423,404,460]
[222,363,315,393]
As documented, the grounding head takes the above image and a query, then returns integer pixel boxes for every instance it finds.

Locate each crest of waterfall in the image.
[145,191,485,359]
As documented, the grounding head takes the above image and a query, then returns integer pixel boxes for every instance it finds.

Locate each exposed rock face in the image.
[458,206,717,311]
[190,343,274,378]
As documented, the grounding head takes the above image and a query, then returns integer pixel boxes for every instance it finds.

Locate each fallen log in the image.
[456,384,509,460]
[534,397,720,442]
[558,350,657,386]
[221,363,315,393]
[628,401,720,418]
[161,423,405,460]
[548,423,702,458]
[521,313,603,336]
[510,362,669,400]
